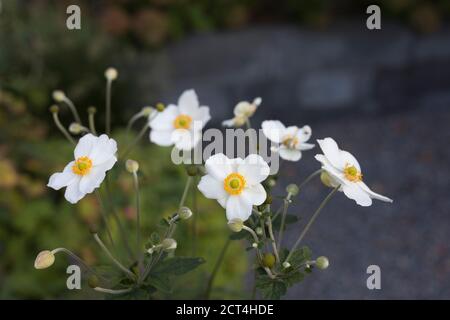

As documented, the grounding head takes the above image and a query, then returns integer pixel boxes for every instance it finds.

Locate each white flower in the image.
[149,89,210,150]
[47,134,117,204]
[262,120,315,161]
[222,97,261,127]
[198,153,269,222]
[315,137,393,207]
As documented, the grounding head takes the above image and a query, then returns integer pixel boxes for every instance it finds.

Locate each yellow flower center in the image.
[282,135,299,149]
[343,164,363,182]
[173,114,192,129]
[223,173,246,195]
[72,156,93,176]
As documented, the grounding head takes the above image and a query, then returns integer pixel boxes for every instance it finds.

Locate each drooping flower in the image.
[198,153,269,222]
[222,97,261,127]
[315,137,393,207]
[262,120,315,161]
[47,134,117,204]
[149,89,210,150]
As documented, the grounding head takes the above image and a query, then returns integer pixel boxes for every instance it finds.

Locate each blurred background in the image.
[1,0,450,299]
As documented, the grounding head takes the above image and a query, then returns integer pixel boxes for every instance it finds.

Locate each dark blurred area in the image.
[1,0,450,299]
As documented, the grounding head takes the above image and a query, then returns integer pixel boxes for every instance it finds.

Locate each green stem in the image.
[284,185,339,264]
[132,172,143,277]
[51,248,95,275]
[205,238,231,299]
[266,217,280,263]
[277,194,292,252]
[106,79,112,135]
[62,97,82,124]
[51,112,75,144]
[95,191,115,248]
[88,112,97,136]
[298,169,322,192]
[93,287,132,295]
[120,123,149,159]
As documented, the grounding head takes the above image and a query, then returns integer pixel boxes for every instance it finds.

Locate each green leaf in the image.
[284,271,305,287]
[152,257,205,276]
[256,276,287,300]
[272,214,299,230]
[146,273,172,293]
[289,246,312,267]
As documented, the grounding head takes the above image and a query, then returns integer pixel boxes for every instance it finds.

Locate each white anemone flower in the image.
[222,97,261,127]
[198,153,270,222]
[262,120,315,161]
[149,89,210,150]
[315,137,393,207]
[47,134,117,204]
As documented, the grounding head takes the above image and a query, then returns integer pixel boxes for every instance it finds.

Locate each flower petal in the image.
[358,182,393,203]
[317,137,344,169]
[204,153,233,180]
[64,179,84,204]
[178,89,199,115]
[279,147,302,161]
[198,174,227,201]
[149,105,178,131]
[79,157,116,194]
[296,125,312,143]
[298,143,315,151]
[172,129,201,151]
[191,106,210,126]
[242,184,267,206]
[339,150,361,171]
[150,129,174,147]
[47,161,77,190]
[262,120,286,144]
[238,154,270,185]
[342,183,372,207]
[74,134,96,158]
[89,134,117,165]
[225,195,252,222]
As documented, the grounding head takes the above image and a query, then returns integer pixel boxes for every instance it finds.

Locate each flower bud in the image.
[161,238,177,251]
[88,106,97,114]
[141,106,154,117]
[262,253,276,268]
[125,159,139,173]
[156,103,165,112]
[256,227,263,235]
[185,165,198,177]
[34,250,55,269]
[266,178,276,188]
[69,123,86,135]
[105,67,118,81]
[88,275,99,288]
[49,104,59,113]
[253,97,262,106]
[179,207,193,220]
[228,219,243,232]
[286,184,299,196]
[320,171,333,188]
[252,242,258,248]
[316,256,329,270]
[233,115,247,127]
[52,90,66,102]
[282,261,291,269]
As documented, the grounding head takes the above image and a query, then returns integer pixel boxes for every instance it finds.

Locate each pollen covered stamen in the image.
[224,173,246,195]
[72,156,93,176]
[282,135,299,149]
[173,114,192,129]
[343,164,362,182]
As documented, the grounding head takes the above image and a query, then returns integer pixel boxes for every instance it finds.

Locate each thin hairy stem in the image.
[204,238,231,299]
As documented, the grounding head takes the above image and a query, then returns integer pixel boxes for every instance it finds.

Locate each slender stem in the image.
[94,287,133,295]
[132,172,143,277]
[271,204,284,222]
[62,97,82,124]
[242,226,262,262]
[192,176,198,256]
[95,191,115,248]
[179,176,193,209]
[120,123,149,159]
[51,248,95,275]
[93,233,136,280]
[51,112,75,144]
[284,186,339,264]
[88,112,97,136]
[277,194,292,252]
[266,217,280,263]
[106,79,112,135]
[126,111,144,134]
[245,118,252,129]
[205,238,231,299]
[298,169,322,192]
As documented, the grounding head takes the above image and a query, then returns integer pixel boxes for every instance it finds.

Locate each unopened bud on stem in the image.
[125,159,139,173]
[52,90,66,102]
[161,238,177,251]
[105,67,118,81]
[228,219,244,232]
[315,256,329,270]
[179,207,193,220]
[34,250,56,269]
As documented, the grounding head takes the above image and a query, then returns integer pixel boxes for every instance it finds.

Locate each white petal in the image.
[47,161,77,190]
[191,106,210,126]
[205,153,233,180]
[262,120,286,143]
[178,89,199,115]
[242,184,267,206]
[149,105,179,131]
[238,154,270,185]
[222,118,235,127]
[279,147,302,161]
[315,154,346,185]
[172,129,201,151]
[317,138,344,170]
[89,134,117,165]
[79,157,116,194]
[284,126,299,137]
[226,195,252,222]
[64,179,84,204]
[197,174,227,200]
[358,182,393,203]
[296,125,312,143]
[217,197,227,208]
[150,129,174,147]
[339,150,361,171]
[74,134,96,158]
[298,143,315,151]
[342,183,372,207]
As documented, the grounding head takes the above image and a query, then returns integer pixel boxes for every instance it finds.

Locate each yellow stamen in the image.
[223,173,246,195]
[343,164,363,182]
[282,135,299,149]
[72,156,93,176]
[173,114,192,129]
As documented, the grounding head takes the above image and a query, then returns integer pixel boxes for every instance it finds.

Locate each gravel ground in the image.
[265,106,450,299]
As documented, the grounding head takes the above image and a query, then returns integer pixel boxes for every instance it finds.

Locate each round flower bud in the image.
[253,97,262,106]
[286,184,299,196]
[316,256,329,270]
[49,105,59,113]
[69,123,85,135]
[52,90,66,102]
[141,106,154,117]
[88,275,99,288]
[125,159,139,173]
[185,165,198,177]
[252,243,258,248]
[262,253,276,268]
[256,227,263,235]
[161,238,177,251]
[88,106,97,114]
[105,67,118,81]
[179,207,193,220]
[156,103,165,112]
[266,178,276,188]
[320,171,333,188]
[228,219,243,232]
[282,261,291,269]
[34,250,55,269]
